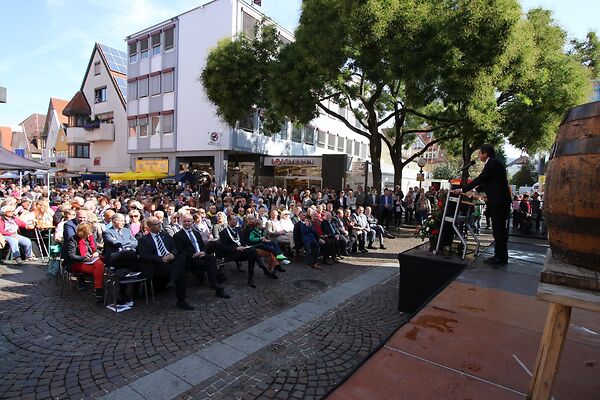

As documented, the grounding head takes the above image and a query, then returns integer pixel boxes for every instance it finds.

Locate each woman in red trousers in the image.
[66,223,105,301]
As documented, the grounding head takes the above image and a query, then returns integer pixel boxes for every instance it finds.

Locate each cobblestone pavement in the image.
[0,228,421,400]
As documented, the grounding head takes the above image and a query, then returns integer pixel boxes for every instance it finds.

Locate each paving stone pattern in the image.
[0,230,421,399]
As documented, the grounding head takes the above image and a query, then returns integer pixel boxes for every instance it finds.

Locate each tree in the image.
[431,160,461,180]
[201,1,590,190]
[511,161,537,187]
[570,31,600,79]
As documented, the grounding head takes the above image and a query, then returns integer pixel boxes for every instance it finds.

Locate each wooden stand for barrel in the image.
[544,101,600,271]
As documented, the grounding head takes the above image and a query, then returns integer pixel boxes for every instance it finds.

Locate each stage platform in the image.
[329,236,600,399]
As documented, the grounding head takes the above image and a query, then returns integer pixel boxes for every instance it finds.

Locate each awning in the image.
[109,171,168,181]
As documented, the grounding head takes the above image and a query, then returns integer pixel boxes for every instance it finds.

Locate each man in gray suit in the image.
[103,213,138,266]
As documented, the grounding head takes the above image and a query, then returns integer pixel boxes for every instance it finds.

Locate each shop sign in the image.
[208,131,221,146]
[264,156,322,167]
[135,159,169,173]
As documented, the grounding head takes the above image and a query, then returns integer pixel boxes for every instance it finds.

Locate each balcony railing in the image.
[85,122,115,142]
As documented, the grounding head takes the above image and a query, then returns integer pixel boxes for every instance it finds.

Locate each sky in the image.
[0,0,598,157]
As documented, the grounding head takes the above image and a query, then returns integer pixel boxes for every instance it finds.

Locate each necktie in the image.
[155,234,167,256]
[187,230,200,252]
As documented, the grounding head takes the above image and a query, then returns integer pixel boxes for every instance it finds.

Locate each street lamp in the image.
[417,157,427,189]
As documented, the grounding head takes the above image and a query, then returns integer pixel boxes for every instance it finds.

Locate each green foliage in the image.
[498,9,592,153]
[200,0,591,188]
[431,160,461,180]
[570,31,600,79]
[200,22,282,128]
[511,161,537,187]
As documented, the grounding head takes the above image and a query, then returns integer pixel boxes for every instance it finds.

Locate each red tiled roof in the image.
[0,126,13,151]
[50,98,69,125]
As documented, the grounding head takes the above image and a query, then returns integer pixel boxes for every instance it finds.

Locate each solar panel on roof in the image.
[99,43,128,75]
[114,76,127,100]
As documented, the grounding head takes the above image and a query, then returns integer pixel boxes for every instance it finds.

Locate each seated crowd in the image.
[0,180,431,311]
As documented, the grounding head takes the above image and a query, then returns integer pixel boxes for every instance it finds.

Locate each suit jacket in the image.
[219,226,244,253]
[321,219,339,237]
[174,229,206,260]
[137,232,179,264]
[462,157,511,208]
[103,226,138,257]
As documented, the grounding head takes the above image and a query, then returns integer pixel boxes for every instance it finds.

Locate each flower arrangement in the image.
[415,212,441,241]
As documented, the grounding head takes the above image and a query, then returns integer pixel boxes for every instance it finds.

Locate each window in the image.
[138,77,148,98]
[163,113,174,133]
[242,12,258,38]
[140,38,148,59]
[361,143,368,159]
[291,126,302,143]
[279,123,288,140]
[346,138,352,154]
[317,130,326,148]
[354,141,360,156]
[327,133,336,150]
[128,42,137,63]
[337,136,345,152]
[151,33,161,55]
[128,118,137,137]
[94,87,107,103]
[127,81,137,100]
[94,61,100,75]
[68,143,89,158]
[162,70,174,92]
[303,127,314,145]
[150,74,161,95]
[68,115,86,127]
[151,116,160,135]
[239,110,255,131]
[164,28,174,50]
[139,116,148,137]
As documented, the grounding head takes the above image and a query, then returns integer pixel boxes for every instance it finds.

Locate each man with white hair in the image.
[0,205,34,264]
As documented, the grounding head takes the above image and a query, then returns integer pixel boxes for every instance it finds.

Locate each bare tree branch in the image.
[317,102,371,139]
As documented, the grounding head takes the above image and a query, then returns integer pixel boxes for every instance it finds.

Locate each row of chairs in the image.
[57,255,233,313]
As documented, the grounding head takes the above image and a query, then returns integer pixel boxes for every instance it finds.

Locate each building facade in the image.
[41,98,69,165]
[125,0,373,189]
[62,43,130,174]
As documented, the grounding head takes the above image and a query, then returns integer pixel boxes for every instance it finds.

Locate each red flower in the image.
[431,229,439,235]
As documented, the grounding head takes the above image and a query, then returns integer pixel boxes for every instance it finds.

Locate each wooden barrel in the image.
[545,101,600,271]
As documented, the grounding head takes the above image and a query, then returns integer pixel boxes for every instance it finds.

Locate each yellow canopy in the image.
[109,171,168,181]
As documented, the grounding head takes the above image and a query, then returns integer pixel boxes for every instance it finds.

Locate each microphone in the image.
[458,160,475,172]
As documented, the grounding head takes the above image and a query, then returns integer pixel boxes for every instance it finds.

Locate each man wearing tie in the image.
[174,214,230,298]
[379,188,393,229]
[137,216,193,310]
[366,188,379,218]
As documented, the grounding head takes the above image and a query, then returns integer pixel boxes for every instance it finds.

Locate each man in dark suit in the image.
[174,213,230,298]
[379,188,394,229]
[454,144,511,265]
[219,214,260,288]
[137,216,194,310]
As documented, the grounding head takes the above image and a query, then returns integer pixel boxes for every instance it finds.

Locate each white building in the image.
[63,43,130,174]
[125,0,375,189]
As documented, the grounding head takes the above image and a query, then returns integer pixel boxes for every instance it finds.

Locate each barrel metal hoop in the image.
[551,248,600,272]
[546,213,600,237]
[553,136,600,157]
